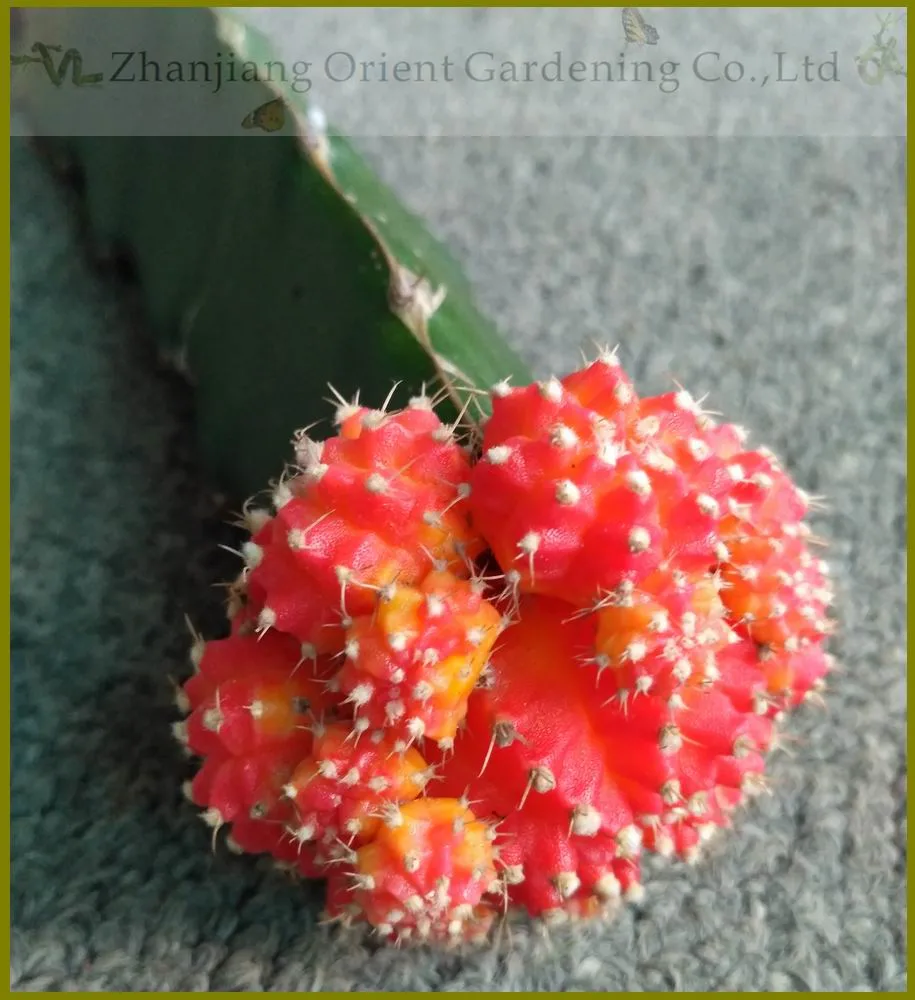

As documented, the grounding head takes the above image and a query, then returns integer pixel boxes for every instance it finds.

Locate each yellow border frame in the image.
[5,4,910,998]
[2,3,10,993]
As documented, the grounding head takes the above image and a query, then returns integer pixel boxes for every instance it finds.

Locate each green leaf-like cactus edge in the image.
[20,6,532,502]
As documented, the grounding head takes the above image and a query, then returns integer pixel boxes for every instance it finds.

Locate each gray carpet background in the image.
[11,9,907,993]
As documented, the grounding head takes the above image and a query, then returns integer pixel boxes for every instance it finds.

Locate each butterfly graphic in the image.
[621,7,660,46]
[241,97,286,133]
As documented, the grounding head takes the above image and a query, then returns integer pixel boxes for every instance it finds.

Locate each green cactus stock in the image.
[14,6,531,501]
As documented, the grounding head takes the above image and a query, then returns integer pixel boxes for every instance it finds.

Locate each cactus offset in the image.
[338,569,503,752]
[325,798,499,945]
[282,722,433,844]
[244,399,484,654]
[176,349,836,945]
[176,627,346,875]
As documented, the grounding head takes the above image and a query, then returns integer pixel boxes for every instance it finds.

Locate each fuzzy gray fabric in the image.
[11,17,906,991]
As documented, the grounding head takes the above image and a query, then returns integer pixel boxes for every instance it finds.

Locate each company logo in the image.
[855,12,906,85]
[11,42,103,87]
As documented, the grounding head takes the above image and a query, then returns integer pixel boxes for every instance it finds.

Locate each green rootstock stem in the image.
[17,6,531,503]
